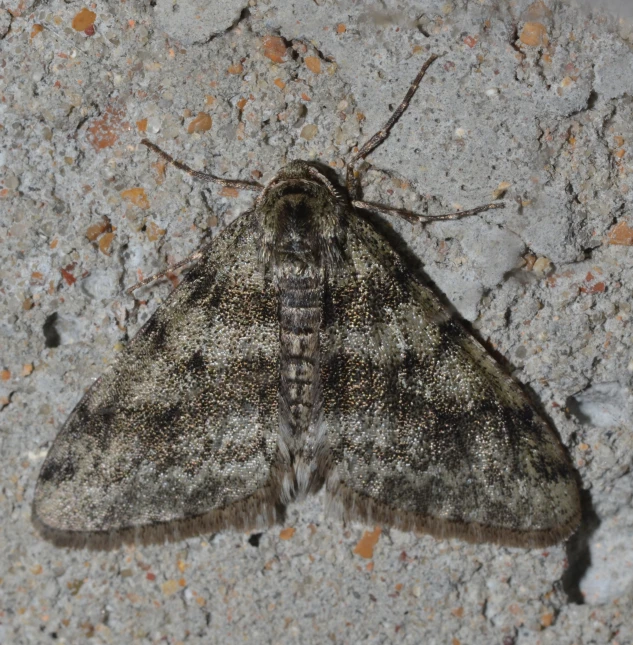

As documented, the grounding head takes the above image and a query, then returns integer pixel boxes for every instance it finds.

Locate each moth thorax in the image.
[262,181,339,271]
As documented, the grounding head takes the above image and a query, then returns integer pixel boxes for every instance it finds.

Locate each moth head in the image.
[257,160,346,272]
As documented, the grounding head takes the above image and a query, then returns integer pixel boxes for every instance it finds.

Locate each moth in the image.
[33,54,581,548]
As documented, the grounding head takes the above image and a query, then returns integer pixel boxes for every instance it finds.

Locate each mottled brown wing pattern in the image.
[33,212,285,546]
[320,215,581,547]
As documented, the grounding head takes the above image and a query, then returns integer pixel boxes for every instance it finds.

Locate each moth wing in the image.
[321,215,581,547]
[34,211,284,546]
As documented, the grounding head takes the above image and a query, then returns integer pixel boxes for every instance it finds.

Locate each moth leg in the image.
[352,199,505,224]
[130,138,264,294]
[345,54,439,199]
[125,241,212,294]
[141,139,263,193]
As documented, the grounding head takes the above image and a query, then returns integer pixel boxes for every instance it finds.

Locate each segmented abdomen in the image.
[278,272,322,438]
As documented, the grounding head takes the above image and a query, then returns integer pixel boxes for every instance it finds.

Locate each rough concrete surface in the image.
[1,0,632,643]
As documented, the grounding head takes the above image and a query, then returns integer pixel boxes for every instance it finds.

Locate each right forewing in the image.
[320,215,581,547]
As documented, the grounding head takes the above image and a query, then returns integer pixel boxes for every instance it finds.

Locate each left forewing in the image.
[320,215,581,547]
[33,212,285,547]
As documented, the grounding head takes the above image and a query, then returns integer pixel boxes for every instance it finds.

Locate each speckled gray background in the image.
[1,0,632,643]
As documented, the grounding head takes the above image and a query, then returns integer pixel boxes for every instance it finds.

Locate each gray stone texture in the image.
[1,0,632,643]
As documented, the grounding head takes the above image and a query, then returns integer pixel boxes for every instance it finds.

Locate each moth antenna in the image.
[352,200,505,224]
[307,166,347,203]
[346,53,439,199]
[141,139,264,192]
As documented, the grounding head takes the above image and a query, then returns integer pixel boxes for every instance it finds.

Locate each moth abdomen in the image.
[278,270,323,442]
